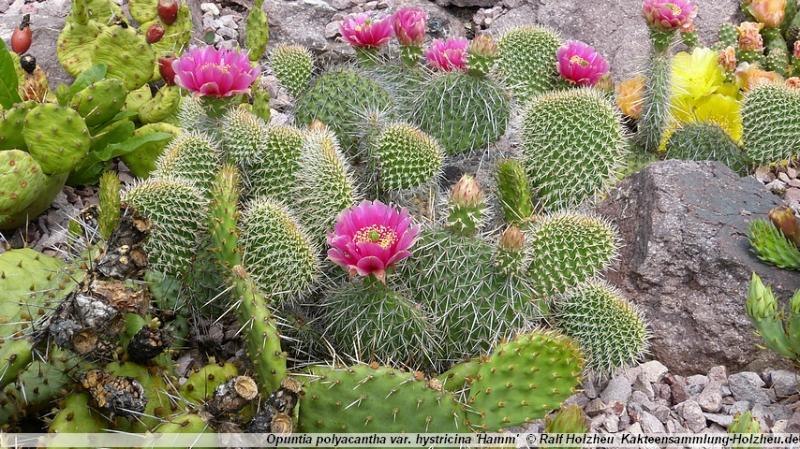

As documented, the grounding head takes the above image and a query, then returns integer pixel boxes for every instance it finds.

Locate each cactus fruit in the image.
[544,404,588,446]
[141,3,192,59]
[468,330,584,431]
[152,132,221,195]
[245,0,269,62]
[749,219,800,270]
[120,122,182,179]
[138,86,182,125]
[368,123,443,192]
[123,177,207,276]
[522,88,626,211]
[298,364,469,432]
[526,212,620,297]
[70,78,127,128]
[496,159,534,225]
[240,198,320,300]
[319,279,437,367]
[743,83,800,165]
[180,362,239,404]
[98,172,121,241]
[664,122,747,174]
[92,25,156,91]
[496,26,562,98]
[49,393,105,433]
[292,125,359,242]
[411,72,510,155]
[553,281,649,375]
[294,67,393,151]
[270,44,313,98]
[22,104,90,175]
[446,175,486,237]
[728,411,762,444]
[247,125,304,199]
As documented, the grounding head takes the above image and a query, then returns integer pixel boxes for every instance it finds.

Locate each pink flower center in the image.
[569,55,590,67]
[665,3,681,16]
[200,62,230,73]
[354,225,397,248]
[355,20,372,32]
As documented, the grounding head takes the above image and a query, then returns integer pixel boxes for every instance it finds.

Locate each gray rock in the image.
[768,370,800,398]
[652,405,671,423]
[666,418,687,433]
[773,419,788,433]
[604,414,620,433]
[585,398,607,416]
[687,374,709,387]
[678,400,707,433]
[639,410,666,434]
[601,376,632,403]
[729,372,771,405]
[728,400,752,416]
[582,378,598,399]
[696,383,723,413]
[788,411,800,433]
[704,412,733,427]
[435,0,496,7]
[632,375,655,401]
[638,361,670,384]
[487,0,739,79]
[708,366,728,384]
[595,161,800,375]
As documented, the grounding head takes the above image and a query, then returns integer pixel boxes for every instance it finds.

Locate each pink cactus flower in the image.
[557,40,610,87]
[172,46,259,97]
[642,0,697,32]
[393,7,428,46]
[340,13,394,49]
[425,38,469,72]
[327,200,420,283]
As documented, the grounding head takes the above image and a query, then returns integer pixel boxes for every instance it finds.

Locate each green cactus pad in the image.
[248,124,304,199]
[553,281,649,375]
[128,0,157,23]
[141,4,192,59]
[153,412,209,433]
[369,123,443,192]
[468,330,584,431]
[92,25,155,91]
[138,86,182,125]
[412,72,510,155]
[49,393,105,433]
[749,218,800,270]
[123,177,207,276]
[152,131,221,194]
[320,279,437,368]
[70,78,127,127]
[497,26,562,98]
[0,360,71,424]
[522,88,626,211]
[294,67,393,151]
[57,18,103,77]
[665,122,747,174]
[0,101,36,151]
[240,198,320,300]
[0,150,48,220]
[23,104,90,175]
[120,122,182,179]
[0,339,33,390]
[180,361,239,404]
[0,173,68,230]
[177,95,210,133]
[544,404,588,437]
[526,212,619,297]
[743,83,800,165]
[125,85,153,117]
[245,0,269,62]
[221,106,268,168]
[292,126,358,242]
[729,411,762,436]
[271,44,313,98]
[298,364,469,432]
[496,159,534,224]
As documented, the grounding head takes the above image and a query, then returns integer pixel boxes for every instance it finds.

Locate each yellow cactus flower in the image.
[616,75,645,119]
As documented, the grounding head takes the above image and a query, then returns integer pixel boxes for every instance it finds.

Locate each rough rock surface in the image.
[487,0,741,79]
[595,161,800,375]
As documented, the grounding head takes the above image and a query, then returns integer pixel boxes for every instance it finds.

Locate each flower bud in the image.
[499,226,525,252]
[749,0,786,28]
[450,175,484,208]
[718,46,737,72]
[769,205,800,245]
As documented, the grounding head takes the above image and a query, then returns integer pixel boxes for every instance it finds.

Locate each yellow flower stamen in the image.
[354,225,397,249]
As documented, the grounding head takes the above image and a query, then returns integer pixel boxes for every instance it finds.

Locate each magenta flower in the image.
[340,13,394,49]
[557,41,610,87]
[642,0,697,32]
[425,38,469,72]
[172,46,260,97]
[327,200,419,283]
[393,7,427,46]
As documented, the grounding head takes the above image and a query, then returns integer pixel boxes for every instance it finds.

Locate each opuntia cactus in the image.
[367,123,443,192]
[270,44,313,98]
[496,159,534,225]
[749,219,800,270]
[496,26,562,98]
[245,0,269,62]
[742,83,800,166]
[664,121,747,174]
[745,273,800,361]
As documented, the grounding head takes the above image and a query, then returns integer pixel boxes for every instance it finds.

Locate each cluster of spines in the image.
[271,44,314,98]
[496,26,562,98]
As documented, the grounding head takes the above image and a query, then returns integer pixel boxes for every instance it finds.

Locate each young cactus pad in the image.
[749,219,800,270]
[298,364,469,432]
[522,88,626,211]
[152,131,222,195]
[247,124,304,199]
[468,330,584,431]
[664,122,747,174]
[92,25,155,91]
[22,104,90,175]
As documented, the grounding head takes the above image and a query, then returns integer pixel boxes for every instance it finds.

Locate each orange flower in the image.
[616,76,645,119]
[738,22,765,51]
[736,64,784,91]
[749,0,786,28]
[718,46,737,72]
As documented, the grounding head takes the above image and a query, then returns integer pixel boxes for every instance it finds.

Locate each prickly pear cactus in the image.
[468,330,584,431]
[247,124,304,199]
[245,0,269,62]
[92,25,155,90]
[57,2,103,77]
[368,123,443,192]
[22,104,90,175]
[521,88,626,211]
[138,86,182,124]
[298,364,469,432]
[152,131,221,194]
[153,412,210,433]
[270,44,313,98]
[742,83,800,165]
[553,281,649,375]
[120,122,182,179]
[496,159,534,225]
[0,150,48,228]
[0,101,36,151]
[180,361,239,404]
[221,106,268,168]
[49,393,105,433]
[496,26,562,98]
[70,78,127,127]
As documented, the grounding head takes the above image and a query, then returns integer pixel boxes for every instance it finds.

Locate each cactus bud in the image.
[748,0,786,29]
[718,46,737,72]
[494,226,527,275]
[746,273,777,321]
[467,34,497,76]
[450,175,483,208]
[447,175,485,237]
[787,77,800,88]
[499,226,525,252]
[11,14,31,55]
[769,206,800,246]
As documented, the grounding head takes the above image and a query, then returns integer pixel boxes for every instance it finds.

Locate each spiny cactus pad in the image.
[298,364,469,432]
[522,88,626,211]
[138,86,182,125]
[468,330,584,431]
[412,72,510,155]
[665,122,747,173]
[497,26,562,99]
[57,17,102,77]
[222,106,269,168]
[247,125,305,199]
[496,159,534,224]
[0,150,48,222]
[180,362,239,404]
[240,198,320,300]
[0,101,36,151]
[49,393,105,433]
[553,281,649,375]
[120,122,182,179]
[271,44,313,98]
[369,123,443,191]
[23,104,90,175]
[526,212,619,297]
[123,177,207,276]
[245,0,269,62]
[153,131,221,195]
[743,83,800,165]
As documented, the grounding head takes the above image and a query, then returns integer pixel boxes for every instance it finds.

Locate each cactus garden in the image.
[1,0,800,442]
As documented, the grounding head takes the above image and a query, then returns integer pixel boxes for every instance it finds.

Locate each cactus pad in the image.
[664,121,747,174]
[92,25,155,91]
[248,124,305,199]
[23,104,90,175]
[749,219,800,270]
[0,150,48,222]
[369,123,443,191]
[271,44,313,98]
[743,83,800,165]
[120,122,182,179]
[497,26,562,98]
[152,131,221,194]
[70,78,127,127]
[0,101,36,151]
[138,86,182,125]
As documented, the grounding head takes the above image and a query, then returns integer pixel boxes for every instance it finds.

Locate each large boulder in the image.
[488,0,740,79]
[595,161,799,375]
